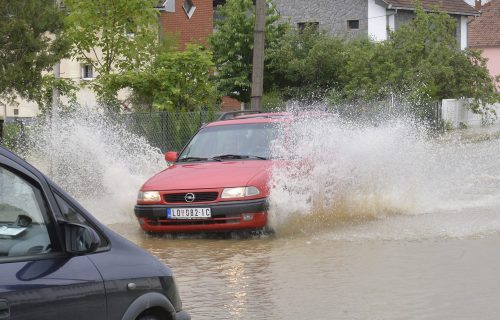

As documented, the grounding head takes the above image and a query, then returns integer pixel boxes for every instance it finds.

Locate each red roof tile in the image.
[382,0,479,15]
[469,0,500,47]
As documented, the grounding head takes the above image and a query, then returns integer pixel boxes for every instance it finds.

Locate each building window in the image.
[298,22,319,34]
[13,109,19,116]
[347,20,360,30]
[160,0,175,12]
[183,0,196,19]
[81,64,93,80]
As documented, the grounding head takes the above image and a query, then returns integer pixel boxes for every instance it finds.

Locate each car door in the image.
[0,155,107,320]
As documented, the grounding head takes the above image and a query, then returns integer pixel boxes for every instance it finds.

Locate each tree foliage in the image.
[63,0,160,106]
[105,44,217,112]
[0,0,69,107]
[379,5,498,108]
[266,27,347,101]
[209,0,287,103]
[223,2,498,112]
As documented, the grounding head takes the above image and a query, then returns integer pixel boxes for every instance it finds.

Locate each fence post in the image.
[161,111,167,152]
[0,118,3,145]
[436,100,442,130]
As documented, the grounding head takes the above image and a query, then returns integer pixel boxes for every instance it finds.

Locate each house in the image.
[7,0,239,120]
[5,58,104,120]
[469,0,500,87]
[272,0,478,49]
[158,0,242,111]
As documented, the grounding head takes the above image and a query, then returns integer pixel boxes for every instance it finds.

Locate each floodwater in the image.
[24,108,500,319]
[111,222,500,320]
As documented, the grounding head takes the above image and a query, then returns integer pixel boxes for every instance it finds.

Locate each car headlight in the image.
[221,186,260,199]
[138,191,161,202]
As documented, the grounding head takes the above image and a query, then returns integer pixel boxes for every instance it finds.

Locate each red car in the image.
[134,112,287,233]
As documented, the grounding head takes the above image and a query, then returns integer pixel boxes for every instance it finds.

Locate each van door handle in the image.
[0,299,9,320]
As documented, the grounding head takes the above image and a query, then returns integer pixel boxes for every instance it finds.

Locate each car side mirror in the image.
[64,223,100,255]
[165,151,178,162]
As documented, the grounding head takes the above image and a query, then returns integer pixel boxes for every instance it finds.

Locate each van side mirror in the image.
[165,151,178,162]
[64,223,100,255]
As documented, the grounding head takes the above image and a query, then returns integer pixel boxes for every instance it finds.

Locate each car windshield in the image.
[178,123,277,161]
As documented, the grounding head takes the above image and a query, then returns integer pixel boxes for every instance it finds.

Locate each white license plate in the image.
[167,208,211,219]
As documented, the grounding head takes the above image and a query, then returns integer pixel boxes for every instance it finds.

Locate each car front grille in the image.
[164,192,219,203]
[146,215,242,226]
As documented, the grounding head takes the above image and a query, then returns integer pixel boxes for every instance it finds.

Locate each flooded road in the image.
[24,108,500,319]
[112,221,500,320]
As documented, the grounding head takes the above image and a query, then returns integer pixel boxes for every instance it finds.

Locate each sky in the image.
[463,0,492,6]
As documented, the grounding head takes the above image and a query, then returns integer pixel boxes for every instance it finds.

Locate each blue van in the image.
[0,145,190,320]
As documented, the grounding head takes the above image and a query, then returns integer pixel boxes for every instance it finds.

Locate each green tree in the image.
[105,44,217,112]
[386,5,497,104]
[0,0,69,107]
[210,0,287,103]
[63,0,160,107]
[266,26,347,101]
[340,4,499,109]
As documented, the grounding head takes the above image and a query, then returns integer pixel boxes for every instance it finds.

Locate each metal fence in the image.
[119,111,220,152]
[330,98,443,129]
[1,101,443,154]
[0,118,31,152]
[120,102,442,154]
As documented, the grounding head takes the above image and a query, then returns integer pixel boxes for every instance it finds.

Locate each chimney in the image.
[475,0,481,10]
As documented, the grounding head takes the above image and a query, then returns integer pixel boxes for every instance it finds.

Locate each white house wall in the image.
[368,0,388,41]
[442,99,500,128]
[460,16,468,49]
[10,47,135,116]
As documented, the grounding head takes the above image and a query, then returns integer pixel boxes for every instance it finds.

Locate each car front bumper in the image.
[134,198,268,233]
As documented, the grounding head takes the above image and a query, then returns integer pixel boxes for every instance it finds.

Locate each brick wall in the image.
[221,96,242,111]
[159,1,243,110]
[159,0,213,49]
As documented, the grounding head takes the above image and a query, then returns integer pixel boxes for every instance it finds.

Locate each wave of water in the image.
[20,104,500,239]
[24,106,165,224]
[268,112,500,239]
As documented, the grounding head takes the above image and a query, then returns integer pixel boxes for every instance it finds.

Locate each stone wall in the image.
[273,0,368,38]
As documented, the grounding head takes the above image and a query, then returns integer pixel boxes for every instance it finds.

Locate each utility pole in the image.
[52,0,61,111]
[250,0,266,111]
[0,103,4,145]
[52,62,60,110]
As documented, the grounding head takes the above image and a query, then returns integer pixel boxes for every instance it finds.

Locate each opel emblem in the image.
[184,193,195,203]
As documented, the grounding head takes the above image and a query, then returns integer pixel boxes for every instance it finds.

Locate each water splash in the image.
[24,106,165,224]
[18,103,500,240]
[268,109,500,239]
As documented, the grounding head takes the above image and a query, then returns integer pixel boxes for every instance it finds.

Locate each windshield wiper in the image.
[177,156,210,162]
[211,154,268,160]
[211,154,245,160]
[246,155,268,160]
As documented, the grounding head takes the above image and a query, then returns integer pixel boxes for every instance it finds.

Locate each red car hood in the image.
[142,160,272,191]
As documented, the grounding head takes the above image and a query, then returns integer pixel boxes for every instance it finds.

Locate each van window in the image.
[54,193,108,247]
[0,166,54,257]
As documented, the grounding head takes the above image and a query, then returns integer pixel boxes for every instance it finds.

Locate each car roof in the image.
[206,112,290,127]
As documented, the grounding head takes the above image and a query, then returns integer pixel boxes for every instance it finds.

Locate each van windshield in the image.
[178,123,277,161]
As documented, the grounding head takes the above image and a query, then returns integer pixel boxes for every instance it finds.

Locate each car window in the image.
[0,166,54,257]
[54,193,108,248]
[180,123,277,160]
